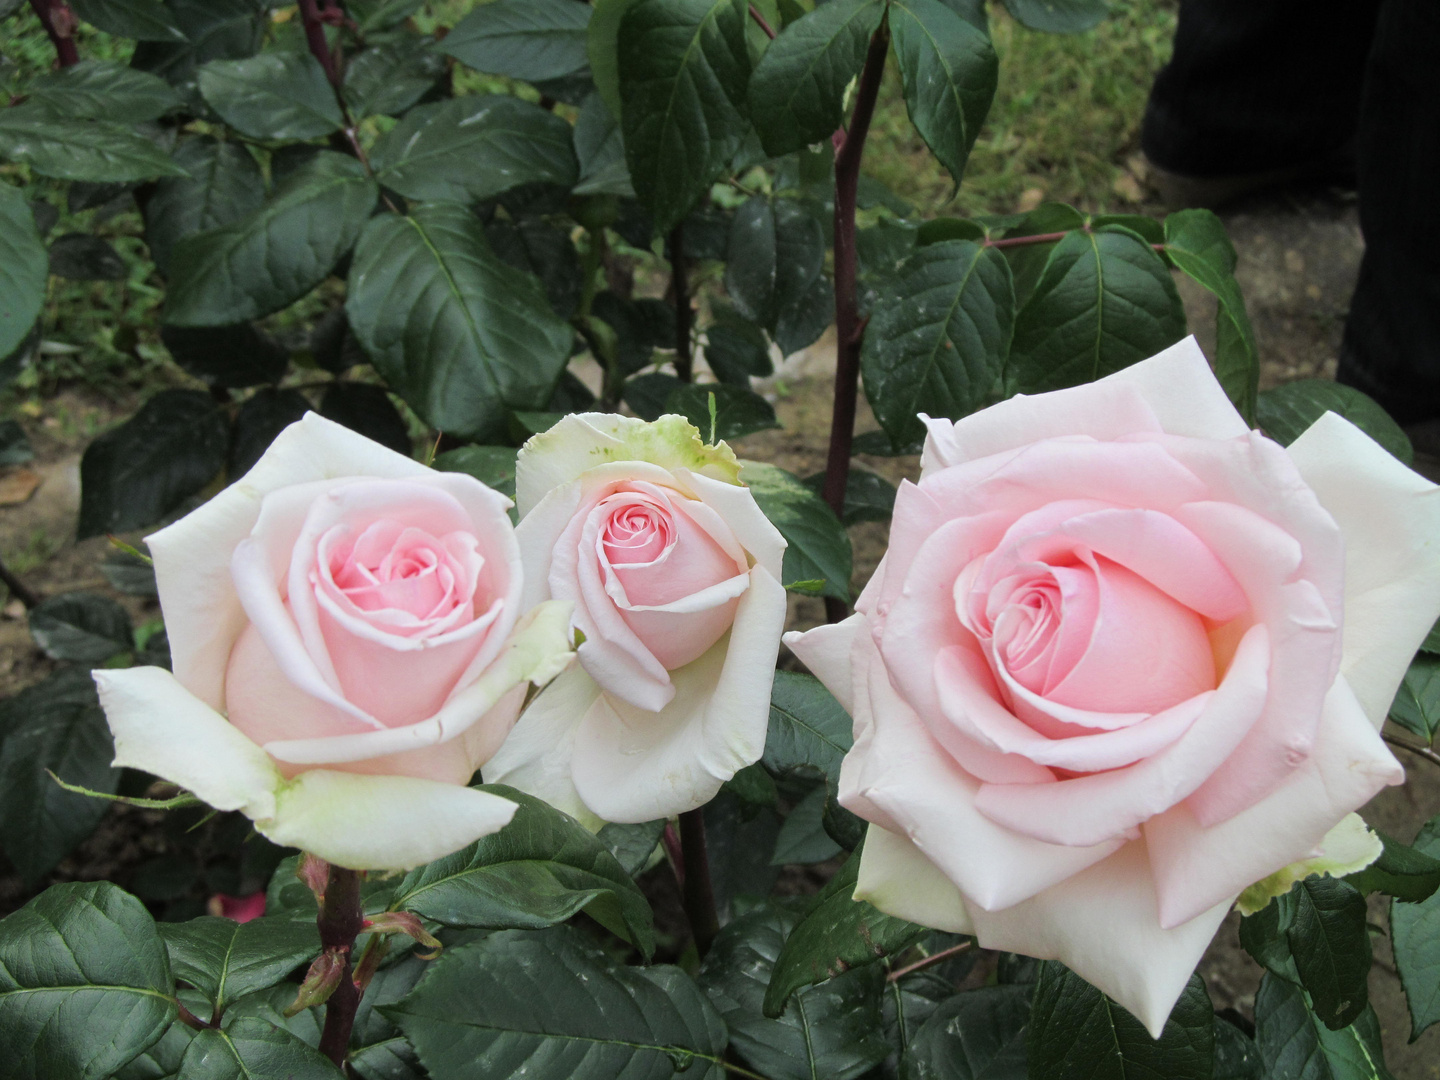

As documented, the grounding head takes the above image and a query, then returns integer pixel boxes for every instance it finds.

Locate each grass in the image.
[866,0,1177,217]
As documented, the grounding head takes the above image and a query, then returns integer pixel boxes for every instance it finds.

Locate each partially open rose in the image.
[787,339,1440,1035]
[485,414,787,825]
[94,414,573,871]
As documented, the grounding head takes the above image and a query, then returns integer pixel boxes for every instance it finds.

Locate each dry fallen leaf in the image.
[0,467,42,507]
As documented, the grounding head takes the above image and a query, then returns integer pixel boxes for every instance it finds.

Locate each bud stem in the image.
[315,864,364,1068]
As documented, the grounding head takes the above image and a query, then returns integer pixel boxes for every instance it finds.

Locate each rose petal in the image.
[783,615,862,716]
[1286,411,1440,727]
[967,838,1233,1039]
[855,825,974,935]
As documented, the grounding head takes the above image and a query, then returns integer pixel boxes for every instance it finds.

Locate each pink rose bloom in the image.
[209,892,266,923]
[787,339,1440,1035]
[486,414,788,825]
[94,415,573,871]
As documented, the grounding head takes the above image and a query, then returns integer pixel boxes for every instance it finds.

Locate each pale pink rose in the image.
[786,338,1440,1036]
[486,414,788,825]
[93,415,573,871]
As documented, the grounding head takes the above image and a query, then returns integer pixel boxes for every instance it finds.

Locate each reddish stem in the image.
[748,3,777,38]
[316,865,364,1068]
[821,18,890,624]
[678,809,719,956]
[28,0,80,67]
[297,0,341,88]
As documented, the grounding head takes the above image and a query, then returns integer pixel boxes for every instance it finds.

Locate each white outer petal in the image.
[94,666,282,820]
[260,599,575,765]
[1285,410,1440,727]
[147,413,429,712]
[783,615,863,715]
[967,839,1232,1039]
[855,825,974,934]
[261,771,518,871]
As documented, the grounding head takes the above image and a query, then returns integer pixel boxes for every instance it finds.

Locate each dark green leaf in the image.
[774,273,833,356]
[619,0,753,233]
[101,552,157,598]
[1213,1015,1263,1080]
[78,388,228,538]
[706,311,773,385]
[229,388,312,477]
[862,238,1014,446]
[1164,209,1259,424]
[764,670,853,784]
[772,784,843,865]
[725,196,826,330]
[161,322,289,389]
[371,97,578,204]
[26,61,181,123]
[1286,877,1370,1030]
[592,291,658,375]
[667,382,779,440]
[346,203,574,443]
[111,1022,194,1080]
[573,92,633,197]
[160,916,319,1015]
[165,152,376,326]
[0,107,182,183]
[349,1037,424,1080]
[1027,964,1212,1080]
[889,0,997,190]
[724,762,779,808]
[319,383,412,457]
[68,0,186,41]
[623,371,685,421]
[0,668,119,884]
[389,785,654,955]
[586,0,640,119]
[701,903,889,1080]
[0,183,49,360]
[1007,227,1186,396]
[348,0,423,34]
[178,1017,341,1080]
[597,819,666,878]
[0,418,33,466]
[801,466,896,525]
[999,0,1108,34]
[1389,653,1440,743]
[705,790,782,921]
[145,137,265,275]
[1239,884,1301,981]
[442,0,592,82]
[1343,828,1440,903]
[343,38,447,120]
[434,446,520,501]
[48,233,127,280]
[28,592,133,663]
[385,926,726,1080]
[1254,973,1394,1080]
[741,461,852,601]
[904,983,1031,1080]
[747,0,885,157]
[129,0,268,94]
[1257,379,1411,465]
[0,881,176,1080]
[764,847,923,1017]
[1391,815,1440,1040]
[198,52,343,139]
[484,217,583,320]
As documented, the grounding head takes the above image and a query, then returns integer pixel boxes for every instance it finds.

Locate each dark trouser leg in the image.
[1335,0,1440,424]
[1142,0,1381,176]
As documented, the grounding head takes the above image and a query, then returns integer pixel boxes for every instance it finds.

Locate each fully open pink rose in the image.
[486,414,788,825]
[93,415,573,871]
[787,339,1440,1035]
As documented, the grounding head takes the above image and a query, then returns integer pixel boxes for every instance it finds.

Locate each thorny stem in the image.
[668,222,694,382]
[0,554,40,609]
[316,865,365,1069]
[678,809,719,957]
[886,940,974,982]
[1384,731,1440,771]
[820,18,890,624]
[28,0,79,67]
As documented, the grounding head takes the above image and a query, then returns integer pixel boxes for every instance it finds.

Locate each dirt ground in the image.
[3,188,1439,1074]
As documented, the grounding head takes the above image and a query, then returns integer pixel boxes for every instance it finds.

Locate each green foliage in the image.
[0,183,47,360]
[1258,378,1412,465]
[177,1019,342,1080]
[159,916,320,1017]
[1253,974,1394,1080]
[27,592,133,663]
[1391,815,1440,1040]
[904,983,1031,1080]
[740,461,854,601]
[441,0,593,83]
[1027,964,1213,1080]
[198,52,343,140]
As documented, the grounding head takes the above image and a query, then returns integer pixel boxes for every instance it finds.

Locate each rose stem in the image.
[28,0,79,67]
[677,808,720,956]
[1383,730,1440,771]
[885,939,973,982]
[820,18,890,625]
[316,864,365,1068]
[0,553,40,609]
[669,222,694,383]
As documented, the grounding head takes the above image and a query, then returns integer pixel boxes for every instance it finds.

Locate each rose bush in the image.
[485,413,788,826]
[93,414,574,871]
[787,338,1440,1035]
